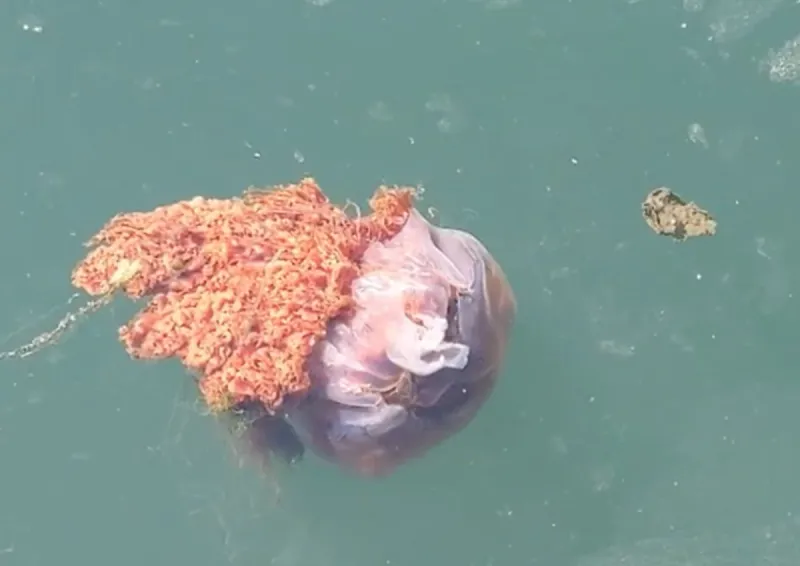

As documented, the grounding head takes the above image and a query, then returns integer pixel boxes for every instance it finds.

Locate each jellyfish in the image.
[3,179,515,477]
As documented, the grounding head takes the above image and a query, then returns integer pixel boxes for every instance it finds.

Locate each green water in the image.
[2,0,800,564]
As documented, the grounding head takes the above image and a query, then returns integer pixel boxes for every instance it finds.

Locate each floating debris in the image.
[642,188,717,241]
[761,33,800,84]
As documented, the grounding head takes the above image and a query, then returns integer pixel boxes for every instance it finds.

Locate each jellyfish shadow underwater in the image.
[229,209,516,477]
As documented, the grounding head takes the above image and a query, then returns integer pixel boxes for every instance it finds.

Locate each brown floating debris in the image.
[642,187,717,241]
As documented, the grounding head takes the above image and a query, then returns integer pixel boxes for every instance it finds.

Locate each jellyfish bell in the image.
[283,209,516,476]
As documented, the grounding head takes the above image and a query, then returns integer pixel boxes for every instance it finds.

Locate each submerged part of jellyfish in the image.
[285,208,516,475]
[8,178,515,476]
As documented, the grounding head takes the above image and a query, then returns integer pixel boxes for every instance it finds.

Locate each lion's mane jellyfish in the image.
[19,178,516,476]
